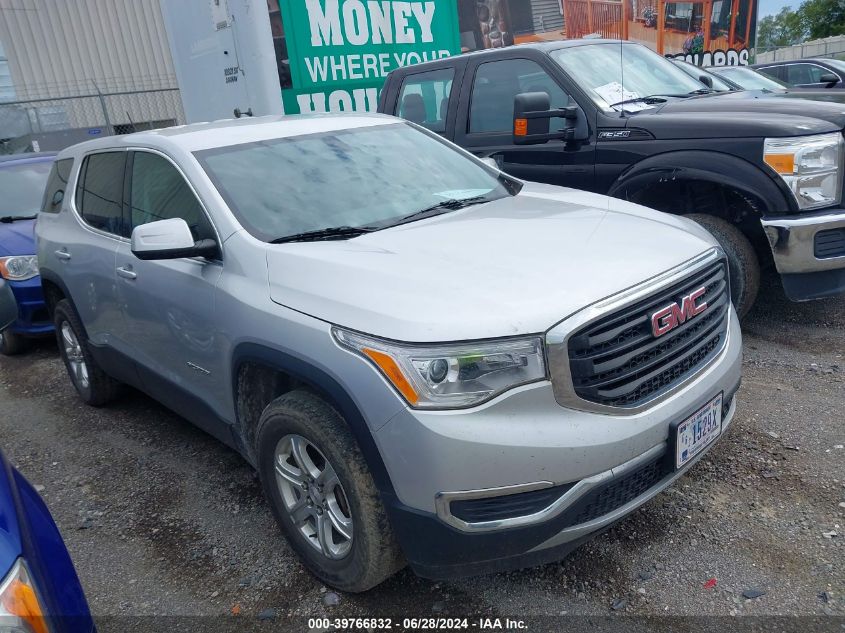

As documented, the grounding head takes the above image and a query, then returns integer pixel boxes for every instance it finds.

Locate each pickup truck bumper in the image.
[761,210,845,301]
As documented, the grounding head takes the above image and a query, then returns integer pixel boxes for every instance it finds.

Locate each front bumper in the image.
[761,209,845,275]
[6,277,51,336]
[375,309,742,578]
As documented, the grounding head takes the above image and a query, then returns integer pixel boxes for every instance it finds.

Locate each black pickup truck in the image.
[379,40,845,316]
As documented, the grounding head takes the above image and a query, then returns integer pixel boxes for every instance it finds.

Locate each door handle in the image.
[116,266,137,280]
[55,249,71,261]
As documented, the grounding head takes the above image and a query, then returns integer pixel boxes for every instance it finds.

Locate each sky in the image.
[758,0,796,17]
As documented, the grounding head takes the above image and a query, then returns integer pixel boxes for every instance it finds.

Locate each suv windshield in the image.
[713,66,787,90]
[196,122,510,242]
[0,160,53,218]
[551,43,706,112]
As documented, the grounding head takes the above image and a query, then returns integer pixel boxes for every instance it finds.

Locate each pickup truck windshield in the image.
[0,160,53,219]
[551,43,706,112]
[195,122,509,242]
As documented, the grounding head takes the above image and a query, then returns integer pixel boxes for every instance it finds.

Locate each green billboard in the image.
[276,1,461,114]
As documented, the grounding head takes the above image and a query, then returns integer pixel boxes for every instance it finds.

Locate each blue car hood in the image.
[0,451,23,577]
[0,219,36,256]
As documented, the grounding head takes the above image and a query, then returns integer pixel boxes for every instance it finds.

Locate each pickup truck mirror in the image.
[820,72,840,87]
[131,218,218,261]
[513,92,586,146]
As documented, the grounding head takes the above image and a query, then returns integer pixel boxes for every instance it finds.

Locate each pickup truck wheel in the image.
[54,299,122,406]
[256,390,404,592]
[686,214,760,318]
[0,329,29,356]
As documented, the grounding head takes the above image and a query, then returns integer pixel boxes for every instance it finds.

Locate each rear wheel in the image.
[0,329,29,356]
[257,390,404,592]
[686,214,760,318]
[54,299,122,406]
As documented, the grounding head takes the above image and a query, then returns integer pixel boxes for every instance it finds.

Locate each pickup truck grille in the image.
[567,258,730,408]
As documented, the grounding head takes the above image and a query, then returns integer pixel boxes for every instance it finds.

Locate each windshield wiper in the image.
[270,225,376,244]
[0,214,37,223]
[609,95,669,108]
[378,196,491,229]
[687,88,714,95]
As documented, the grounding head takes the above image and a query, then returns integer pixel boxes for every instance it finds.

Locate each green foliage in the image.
[757,0,845,49]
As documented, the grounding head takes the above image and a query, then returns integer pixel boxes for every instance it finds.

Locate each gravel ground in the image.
[0,270,843,632]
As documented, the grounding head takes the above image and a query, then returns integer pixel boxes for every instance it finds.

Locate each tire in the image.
[686,214,760,318]
[0,328,29,356]
[256,390,404,592]
[54,299,122,406]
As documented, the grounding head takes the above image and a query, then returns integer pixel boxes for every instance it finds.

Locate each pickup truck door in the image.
[452,55,596,190]
[114,150,226,437]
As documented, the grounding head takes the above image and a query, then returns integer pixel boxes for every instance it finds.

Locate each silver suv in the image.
[36,114,742,591]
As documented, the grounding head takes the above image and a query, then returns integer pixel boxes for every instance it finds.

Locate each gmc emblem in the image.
[651,287,708,337]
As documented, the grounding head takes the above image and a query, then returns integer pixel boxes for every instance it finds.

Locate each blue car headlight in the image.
[0,256,39,282]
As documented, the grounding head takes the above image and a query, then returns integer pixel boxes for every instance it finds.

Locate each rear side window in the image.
[396,68,454,133]
[469,59,570,134]
[75,152,126,236]
[129,152,214,241]
[40,159,73,214]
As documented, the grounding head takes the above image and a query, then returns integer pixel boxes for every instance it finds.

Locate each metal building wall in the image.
[0,0,177,99]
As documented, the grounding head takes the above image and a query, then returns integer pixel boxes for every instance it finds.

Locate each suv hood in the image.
[267,183,718,342]
[630,91,845,139]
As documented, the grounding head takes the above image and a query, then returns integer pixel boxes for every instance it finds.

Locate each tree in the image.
[757,6,805,50]
[798,0,845,39]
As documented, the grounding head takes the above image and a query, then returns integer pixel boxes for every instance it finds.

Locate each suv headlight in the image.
[0,559,48,633]
[0,256,39,281]
[334,329,547,409]
[764,132,844,210]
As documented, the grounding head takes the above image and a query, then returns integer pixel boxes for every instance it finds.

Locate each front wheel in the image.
[257,390,404,592]
[686,214,760,318]
[0,329,29,356]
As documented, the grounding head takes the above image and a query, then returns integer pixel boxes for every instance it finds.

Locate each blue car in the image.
[0,153,56,355]
[0,449,94,632]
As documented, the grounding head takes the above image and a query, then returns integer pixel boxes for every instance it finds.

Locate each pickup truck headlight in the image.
[0,559,48,633]
[0,256,39,281]
[334,329,546,409]
[764,132,844,210]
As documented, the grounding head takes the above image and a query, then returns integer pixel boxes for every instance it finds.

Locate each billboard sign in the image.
[268,0,758,114]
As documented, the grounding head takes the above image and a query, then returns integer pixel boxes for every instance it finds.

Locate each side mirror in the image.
[698,74,714,89]
[513,92,585,146]
[480,156,499,170]
[131,218,218,261]
[820,72,840,87]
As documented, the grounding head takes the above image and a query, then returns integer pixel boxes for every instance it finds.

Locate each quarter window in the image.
[129,152,214,242]
[396,68,455,133]
[75,152,126,236]
[469,59,570,134]
[40,158,73,214]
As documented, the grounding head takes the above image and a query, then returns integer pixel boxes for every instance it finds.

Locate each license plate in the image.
[675,393,723,469]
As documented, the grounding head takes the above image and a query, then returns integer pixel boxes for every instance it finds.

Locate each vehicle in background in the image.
[752,58,845,89]
[671,59,738,92]
[380,40,845,316]
[709,65,845,105]
[37,116,741,590]
[0,448,95,632]
[0,153,56,355]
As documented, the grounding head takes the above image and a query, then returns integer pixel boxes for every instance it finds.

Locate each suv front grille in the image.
[567,259,730,408]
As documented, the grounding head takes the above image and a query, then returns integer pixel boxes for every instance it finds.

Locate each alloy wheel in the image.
[273,434,353,560]
[61,321,89,389]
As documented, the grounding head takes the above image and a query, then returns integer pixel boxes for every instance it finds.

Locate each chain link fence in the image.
[0,76,185,154]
